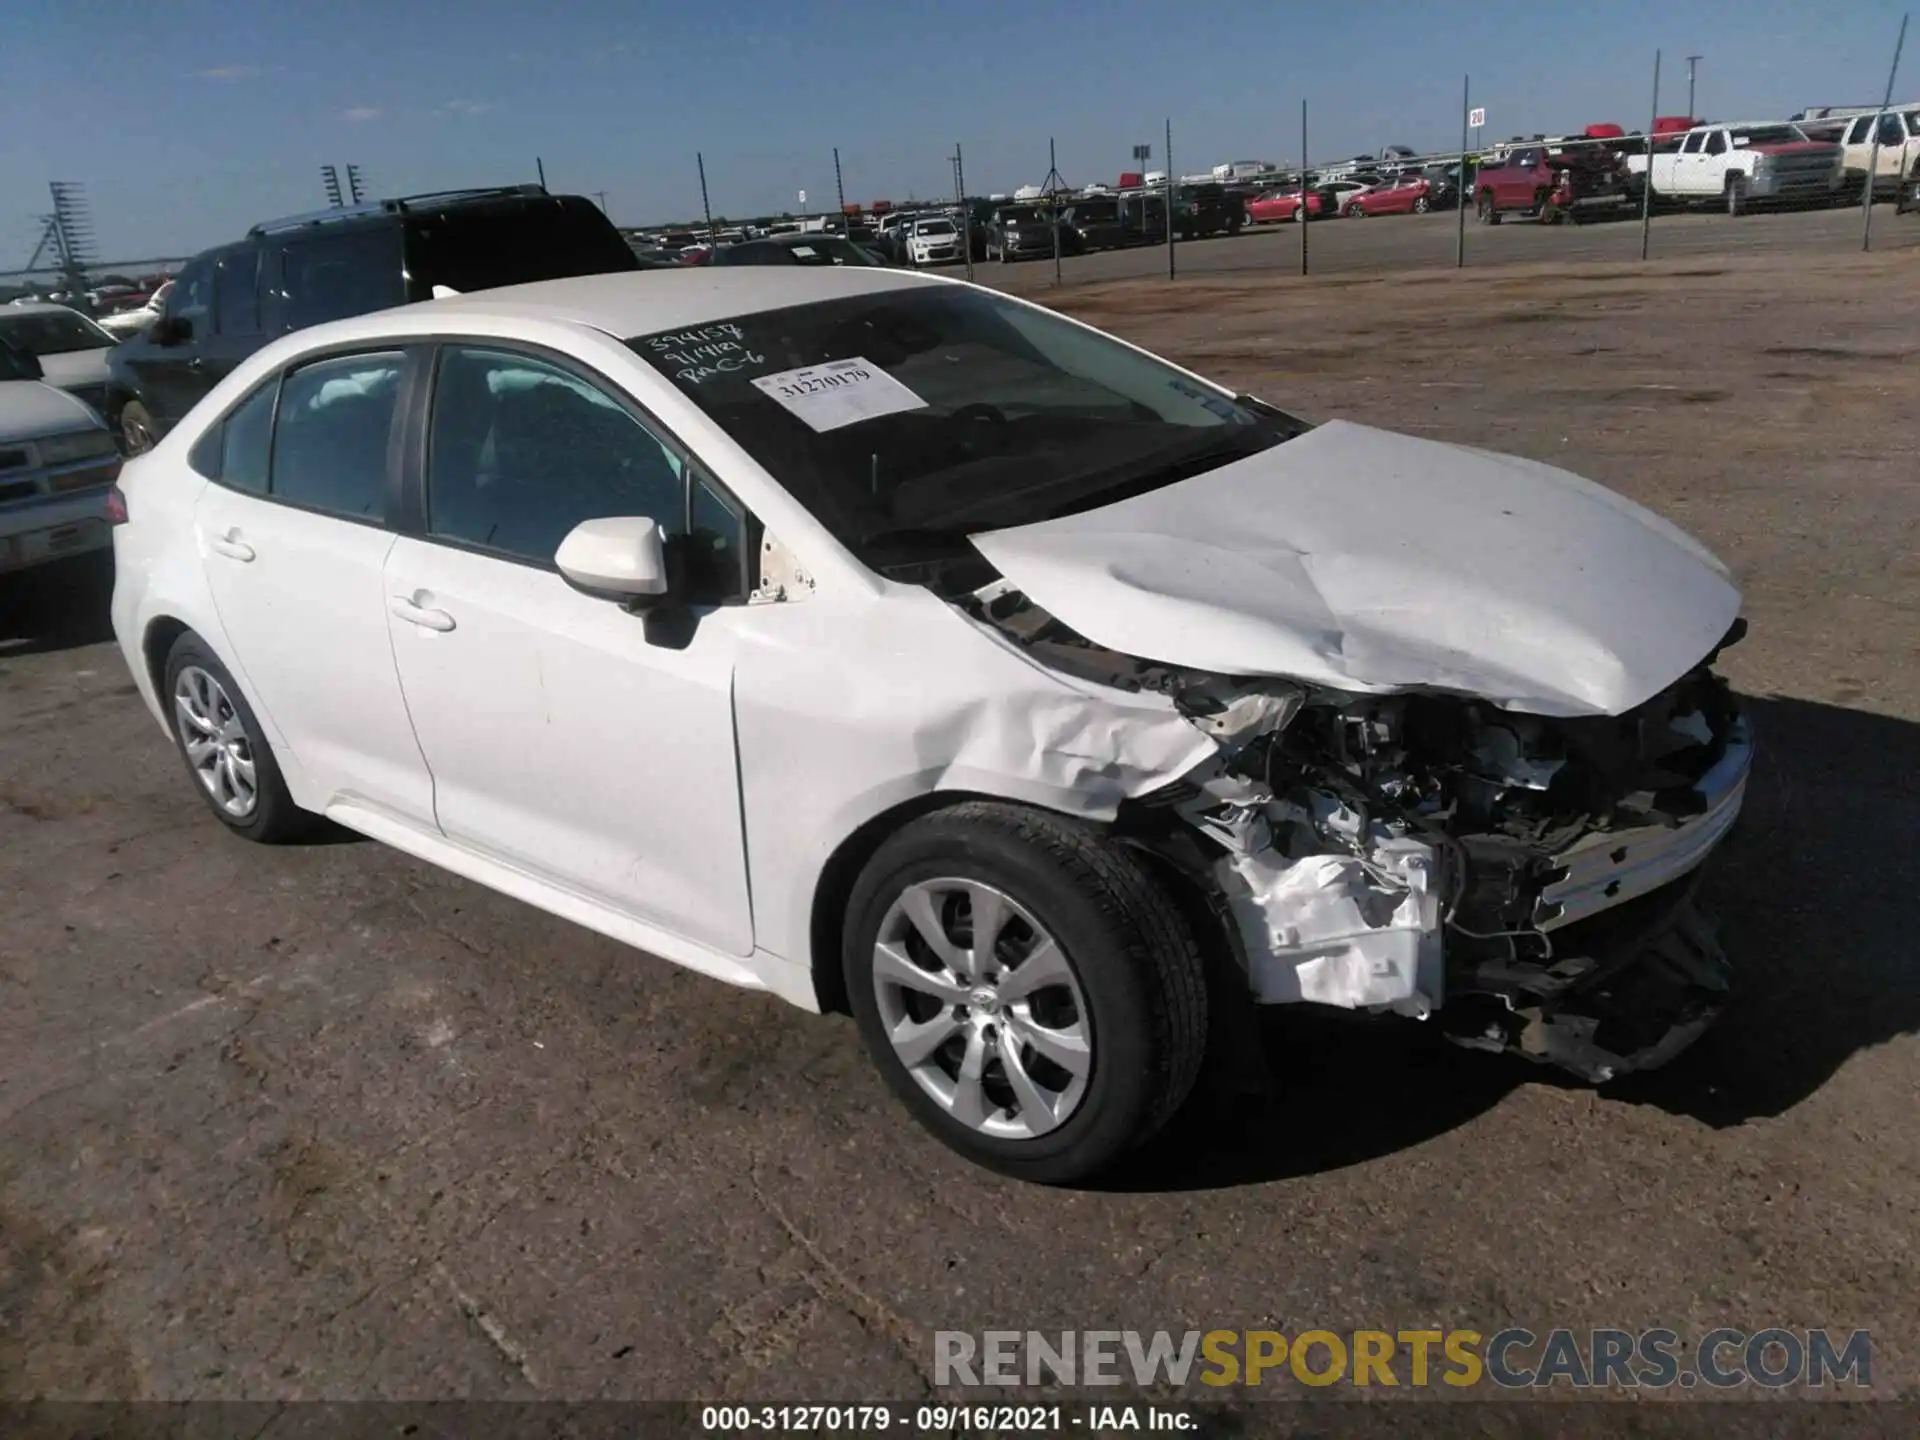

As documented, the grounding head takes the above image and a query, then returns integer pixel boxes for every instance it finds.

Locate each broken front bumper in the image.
[1536,714,1753,930]
[1447,877,1731,1083]
[1227,705,1751,1083]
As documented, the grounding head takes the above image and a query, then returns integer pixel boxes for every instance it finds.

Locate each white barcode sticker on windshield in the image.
[750,357,927,432]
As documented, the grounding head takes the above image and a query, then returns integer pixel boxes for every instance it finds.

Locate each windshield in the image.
[628,286,1301,570]
[1731,125,1805,145]
[915,220,956,236]
[718,237,877,267]
[997,207,1041,224]
[0,309,113,355]
[1072,201,1120,222]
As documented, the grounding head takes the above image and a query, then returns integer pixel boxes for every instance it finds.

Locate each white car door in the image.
[381,344,754,954]
[194,349,437,825]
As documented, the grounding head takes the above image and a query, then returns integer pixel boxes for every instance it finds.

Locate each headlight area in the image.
[1131,656,1751,1083]
[961,582,1752,1084]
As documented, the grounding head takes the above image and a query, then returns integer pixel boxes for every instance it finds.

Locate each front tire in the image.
[1477,192,1502,224]
[843,802,1208,1184]
[163,633,316,843]
[1413,195,1432,214]
[1725,175,1747,216]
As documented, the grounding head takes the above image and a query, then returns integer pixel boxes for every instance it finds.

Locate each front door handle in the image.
[209,529,255,562]
[391,595,456,632]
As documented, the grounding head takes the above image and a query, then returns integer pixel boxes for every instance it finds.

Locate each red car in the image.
[1247,189,1327,223]
[1348,175,1435,216]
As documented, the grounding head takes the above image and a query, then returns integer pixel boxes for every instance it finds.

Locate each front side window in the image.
[167,259,214,328]
[425,346,687,566]
[279,230,405,332]
[629,287,1304,572]
[270,352,404,518]
[1704,131,1727,156]
[1680,133,1703,154]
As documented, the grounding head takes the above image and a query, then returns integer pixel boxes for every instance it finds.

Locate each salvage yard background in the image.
[1,221,1917,1401]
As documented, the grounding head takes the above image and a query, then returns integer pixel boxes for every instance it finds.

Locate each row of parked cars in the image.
[2,185,646,578]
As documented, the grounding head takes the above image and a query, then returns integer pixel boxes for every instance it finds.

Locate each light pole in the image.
[1686,54,1702,118]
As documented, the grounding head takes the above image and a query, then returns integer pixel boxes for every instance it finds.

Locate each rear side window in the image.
[404,198,638,295]
[221,382,276,493]
[213,248,262,336]
[270,352,404,519]
[279,230,405,332]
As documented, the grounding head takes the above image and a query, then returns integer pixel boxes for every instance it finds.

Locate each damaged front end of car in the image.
[964,579,1753,1084]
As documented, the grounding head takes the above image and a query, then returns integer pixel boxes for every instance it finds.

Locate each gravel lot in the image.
[2,216,1917,1411]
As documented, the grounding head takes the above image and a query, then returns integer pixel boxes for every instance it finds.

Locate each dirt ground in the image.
[2,238,1917,1412]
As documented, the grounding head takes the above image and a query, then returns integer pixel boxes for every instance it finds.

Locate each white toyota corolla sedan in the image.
[110,267,1752,1181]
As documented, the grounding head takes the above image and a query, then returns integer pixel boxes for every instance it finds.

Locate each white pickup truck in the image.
[1628,121,1842,213]
[1831,108,1920,198]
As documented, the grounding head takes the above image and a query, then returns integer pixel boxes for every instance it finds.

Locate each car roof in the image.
[1,302,95,319]
[346,267,941,342]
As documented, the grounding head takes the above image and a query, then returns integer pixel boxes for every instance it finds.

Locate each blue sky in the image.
[2,0,1910,264]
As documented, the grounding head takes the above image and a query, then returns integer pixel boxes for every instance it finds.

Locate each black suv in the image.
[107,186,637,452]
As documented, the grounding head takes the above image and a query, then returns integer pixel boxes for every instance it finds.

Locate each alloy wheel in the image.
[870,878,1091,1139]
[121,411,155,454]
[173,665,258,818]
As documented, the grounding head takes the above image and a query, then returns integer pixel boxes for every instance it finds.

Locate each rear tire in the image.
[119,399,158,455]
[843,802,1208,1184]
[163,633,317,843]
[1477,192,1502,224]
[1725,174,1747,216]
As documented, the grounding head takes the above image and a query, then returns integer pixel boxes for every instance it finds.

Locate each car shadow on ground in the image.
[0,551,116,658]
[1105,693,1920,1192]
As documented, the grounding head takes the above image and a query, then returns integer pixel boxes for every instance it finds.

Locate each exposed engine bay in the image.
[961,577,1754,1083]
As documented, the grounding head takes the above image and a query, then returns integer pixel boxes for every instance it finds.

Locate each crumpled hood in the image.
[969,419,1742,718]
[0,379,107,445]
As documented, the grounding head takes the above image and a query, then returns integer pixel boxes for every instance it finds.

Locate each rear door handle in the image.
[391,595,456,632]
[209,529,254,562]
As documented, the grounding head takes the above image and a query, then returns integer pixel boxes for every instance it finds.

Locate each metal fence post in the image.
[697,152,715,241]
[1863,12,1910,252]
[1166,117,1176,280]
[1300,100,1309,276]
[954,143,975,282]
[1457,75,1469,267]
[1050,137,1064,286]
[1640,52,1660,261]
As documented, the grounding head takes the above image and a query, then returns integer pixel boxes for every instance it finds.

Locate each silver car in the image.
[0,302,118,419]
[0,342,122,574]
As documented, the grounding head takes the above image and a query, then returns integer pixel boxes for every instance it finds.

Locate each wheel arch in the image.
[142,614,193,700]
[807,787,1037,1014]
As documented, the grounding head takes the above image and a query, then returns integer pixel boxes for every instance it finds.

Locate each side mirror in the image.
[555,516,671,605]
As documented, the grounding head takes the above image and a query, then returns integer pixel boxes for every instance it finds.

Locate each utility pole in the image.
[1685,55,1702,118]
[833,147,847,222]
